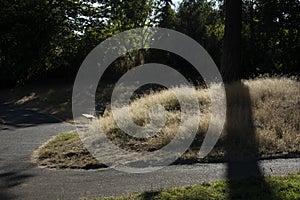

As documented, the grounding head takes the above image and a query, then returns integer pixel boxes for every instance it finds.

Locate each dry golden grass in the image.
[35,77,300,169]
[33,133,104,169]
[94,77,300,158]
[246,77,300,156]
[96,86,211,152]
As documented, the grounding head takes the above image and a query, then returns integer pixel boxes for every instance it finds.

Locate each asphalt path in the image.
[0,103,299,200]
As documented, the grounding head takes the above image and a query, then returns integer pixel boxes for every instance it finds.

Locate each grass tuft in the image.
[34,133,105,169]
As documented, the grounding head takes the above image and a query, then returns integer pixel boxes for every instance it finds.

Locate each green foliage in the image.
[242,0,300,75]
[93,172,300,200]
[100,0,155,33]
[0,0,96,86]
[1,0,55,85]
[176,0,223,66]
[0,0,298,87]
[156,0,177,28]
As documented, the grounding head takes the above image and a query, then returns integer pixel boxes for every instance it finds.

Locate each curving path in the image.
[0,103,299,200]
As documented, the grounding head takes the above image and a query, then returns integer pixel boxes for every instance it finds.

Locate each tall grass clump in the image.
[36,77,299,169]
[87,77,299,162]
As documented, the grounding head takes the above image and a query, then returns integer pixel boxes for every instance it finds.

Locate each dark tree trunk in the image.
[221,0,242,82]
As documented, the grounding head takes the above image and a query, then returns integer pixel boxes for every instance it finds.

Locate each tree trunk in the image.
[221,0,242,82]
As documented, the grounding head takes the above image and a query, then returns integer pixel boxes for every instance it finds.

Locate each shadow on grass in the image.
[224,81,277,199]
[134,81,282,200]
[140,191,161,200]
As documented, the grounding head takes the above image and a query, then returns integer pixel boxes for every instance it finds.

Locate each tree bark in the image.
[221,0,242,82]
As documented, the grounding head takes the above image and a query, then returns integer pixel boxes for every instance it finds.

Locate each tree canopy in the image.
[0,0,299,87]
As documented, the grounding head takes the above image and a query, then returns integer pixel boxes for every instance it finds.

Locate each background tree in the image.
[220,0,242,82]
[0,0,298,87]
[0,0,100,86]
[242,0,300,75]
[176,0,223,66]
[156,0,177,28]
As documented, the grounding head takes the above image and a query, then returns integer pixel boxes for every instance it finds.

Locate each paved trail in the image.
[0,103,299,200]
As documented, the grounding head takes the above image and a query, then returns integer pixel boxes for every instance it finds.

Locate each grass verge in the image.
[33,133,105,169]
[34,77,300,169]
[92,172,300,200]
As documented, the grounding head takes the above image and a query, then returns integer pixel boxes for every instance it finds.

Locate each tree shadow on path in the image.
[0,102,61,130]
[224,81,278,199]
[0,160,34,200]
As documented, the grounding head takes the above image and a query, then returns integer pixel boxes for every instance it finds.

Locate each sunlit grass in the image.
[35,77,300,169]
[92,172,300,200]
[93,76,300,159]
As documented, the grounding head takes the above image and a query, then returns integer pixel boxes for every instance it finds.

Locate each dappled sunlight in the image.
[0,84,74,121]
